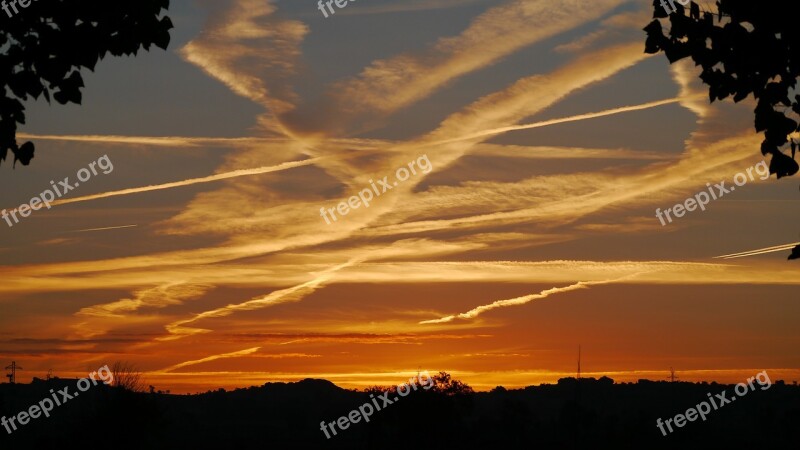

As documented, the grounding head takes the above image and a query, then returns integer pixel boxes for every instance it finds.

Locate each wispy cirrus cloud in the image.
[181,0,308,136]
[336,0,492,16]
[286,0,628,134]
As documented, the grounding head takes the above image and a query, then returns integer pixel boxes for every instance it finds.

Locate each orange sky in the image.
[1,0,798,394]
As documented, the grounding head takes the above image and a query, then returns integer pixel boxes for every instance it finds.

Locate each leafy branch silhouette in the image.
[644,0,800,260]
[0,0,173,168]
[644,0,800,179]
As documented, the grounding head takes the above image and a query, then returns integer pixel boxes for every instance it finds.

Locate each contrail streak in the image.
[429,97,693,146]
[17,133,271,147]
[69,224,138,233]
[420,277,631,324]
[160,257,363,341]
[713,242,800,259]
[51,158,323,207]
[24,97,686,161]
[158,347,261,373]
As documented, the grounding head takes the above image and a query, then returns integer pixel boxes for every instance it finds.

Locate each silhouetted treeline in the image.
[1,376,799,449]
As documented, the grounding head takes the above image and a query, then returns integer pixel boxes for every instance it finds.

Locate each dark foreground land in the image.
[1,376,798,449]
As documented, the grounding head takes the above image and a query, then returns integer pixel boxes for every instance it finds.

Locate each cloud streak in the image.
[50,158,322,207]
[69,225,138,233]
[428,96,690,146]
[159,347,262,373]
[714,242,800,259]
[420,277,637,324]
[181,0,308,136]
[160,258,363,340]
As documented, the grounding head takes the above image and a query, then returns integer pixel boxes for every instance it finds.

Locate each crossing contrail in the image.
[17,133,269,147]
[429,97,692,146]
[28,97,689,209]
[51,158,323,207]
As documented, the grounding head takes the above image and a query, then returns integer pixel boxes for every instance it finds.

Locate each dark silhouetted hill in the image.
[1,376,799,449]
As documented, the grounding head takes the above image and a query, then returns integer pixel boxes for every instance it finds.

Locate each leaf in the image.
[761,140,777,156]
[652,0,669,18]
[789,244,800,261]
[12,141,35,167]
[764,113,796,147]
[52,71,84,105]
[769,151,800,179]
[153,17,173,50]
[643,20,666,54]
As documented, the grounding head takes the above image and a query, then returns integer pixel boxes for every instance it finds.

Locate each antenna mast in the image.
[5,361,22,384]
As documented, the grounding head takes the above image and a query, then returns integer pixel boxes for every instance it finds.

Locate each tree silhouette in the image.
[644,0,800,259]
[110,361,145,392]
[644,0,799,179]
[363,385,393,394]
[0,0,172,169]
[429,371,474,395]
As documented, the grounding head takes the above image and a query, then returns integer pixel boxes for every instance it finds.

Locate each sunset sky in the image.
[1,0,799,394]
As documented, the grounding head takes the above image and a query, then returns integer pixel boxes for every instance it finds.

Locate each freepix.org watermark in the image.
[656,370,772,437]
[1,365,114,435]
[319,371,434,439]
[2,154,114,228]
[317,0,358,18]
[319,154,432,225]
[655,160,769,226]
[659,0,692,16]
[2,0,38,19]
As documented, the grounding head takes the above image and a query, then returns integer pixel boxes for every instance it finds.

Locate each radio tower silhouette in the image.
[5,361,22,384]
[669,367,679,383]
[577,345,581,380]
